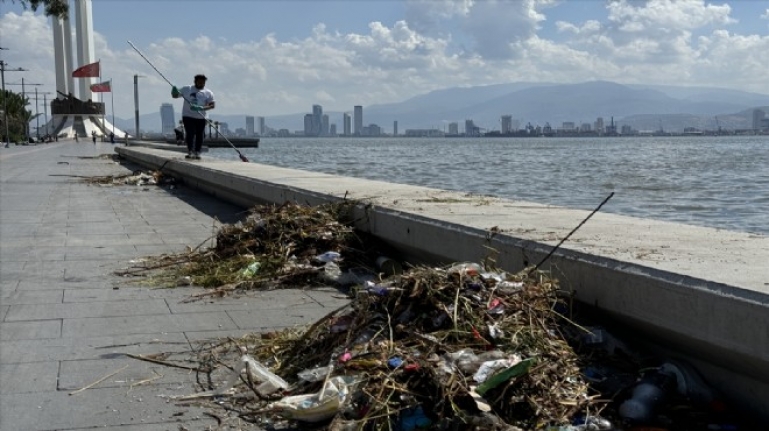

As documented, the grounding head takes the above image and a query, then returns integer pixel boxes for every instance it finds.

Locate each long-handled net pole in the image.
[126,40,249,162]
[528,192,615,274]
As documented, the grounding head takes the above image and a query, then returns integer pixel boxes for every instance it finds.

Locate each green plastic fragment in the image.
[475,358,535,396]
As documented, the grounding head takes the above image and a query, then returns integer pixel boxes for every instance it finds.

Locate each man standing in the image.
[171,74,215,160]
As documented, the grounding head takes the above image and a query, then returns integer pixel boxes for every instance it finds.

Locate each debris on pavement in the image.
[118,201,759,430]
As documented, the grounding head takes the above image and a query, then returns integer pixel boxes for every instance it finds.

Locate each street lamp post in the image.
[27,90,51,140]
[133,74,145,139]
[35,87,39,139]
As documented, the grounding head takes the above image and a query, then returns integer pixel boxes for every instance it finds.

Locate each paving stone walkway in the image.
[0,141,348,430]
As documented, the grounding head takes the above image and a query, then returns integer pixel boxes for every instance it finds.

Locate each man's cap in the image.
[194,74,208,81]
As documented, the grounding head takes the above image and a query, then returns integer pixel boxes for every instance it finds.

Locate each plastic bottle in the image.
[618,369,675,423]
[297,365,333,382]
[376,256,403,276]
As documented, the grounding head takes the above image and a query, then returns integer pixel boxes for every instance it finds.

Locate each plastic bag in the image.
[270,376,357,423]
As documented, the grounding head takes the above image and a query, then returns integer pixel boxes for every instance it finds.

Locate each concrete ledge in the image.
[115,145,769,416]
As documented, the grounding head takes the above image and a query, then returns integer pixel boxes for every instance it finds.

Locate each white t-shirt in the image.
[179,85,215,119]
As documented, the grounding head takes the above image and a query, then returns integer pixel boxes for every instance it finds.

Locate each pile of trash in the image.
[83,169,174,187]
[122,202,754,430]
[118,201,382,294]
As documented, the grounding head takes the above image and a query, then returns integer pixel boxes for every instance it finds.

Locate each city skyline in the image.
[149,98,768,138]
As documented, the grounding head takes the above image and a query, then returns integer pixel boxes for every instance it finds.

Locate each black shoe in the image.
[194,152,201,160]
[185,152,193,159]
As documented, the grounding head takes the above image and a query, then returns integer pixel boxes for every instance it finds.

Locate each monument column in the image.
[73,0,96,102]
[51,17,68,97]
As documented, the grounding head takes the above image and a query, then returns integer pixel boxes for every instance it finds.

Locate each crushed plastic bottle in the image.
[315,251,342,263]
[241,261,261,278]
[321,261,342,283]
[297,365,333,383]
[618,368,675,423]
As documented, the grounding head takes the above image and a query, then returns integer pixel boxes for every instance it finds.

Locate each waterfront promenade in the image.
[0,141,345,430]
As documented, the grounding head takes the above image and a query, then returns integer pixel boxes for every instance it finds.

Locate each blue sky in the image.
[2,0,768,120]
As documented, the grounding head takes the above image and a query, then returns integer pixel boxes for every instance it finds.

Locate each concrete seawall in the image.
[116,144,769,417]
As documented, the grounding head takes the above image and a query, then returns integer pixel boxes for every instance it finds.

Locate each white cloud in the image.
[2,2,768,124]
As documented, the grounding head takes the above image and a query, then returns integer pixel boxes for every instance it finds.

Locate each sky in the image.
[1,0,769,121]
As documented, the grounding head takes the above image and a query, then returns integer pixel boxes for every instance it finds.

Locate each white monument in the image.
[44,0,125,139]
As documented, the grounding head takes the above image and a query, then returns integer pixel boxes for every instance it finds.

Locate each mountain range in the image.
[114,80,769,135]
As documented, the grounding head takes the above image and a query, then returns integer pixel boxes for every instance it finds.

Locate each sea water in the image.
[207,135,769,235]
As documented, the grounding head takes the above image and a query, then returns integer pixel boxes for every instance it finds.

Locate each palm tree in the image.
[6,0,68,17]
[1,90,33,142]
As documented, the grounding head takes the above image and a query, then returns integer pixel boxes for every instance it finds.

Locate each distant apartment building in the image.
[393,121,398,136]
[594,117,605,134]
[303,114,313,136]
[580,123,592,132]
[360,124,382,136]
[561,122,576,131]
[257,116,265,135]
[465,119,480,136]
[405,129,444,137]
[330,124,337,136]
[621,125,636,135]
[354,106,363,135]
[312,105,323,136]
[501,115,513,134]
[245,116,255,136]
[322,114,329,136]
[448,122,459,135]
[343,113,351,136]
[160,103,175,135]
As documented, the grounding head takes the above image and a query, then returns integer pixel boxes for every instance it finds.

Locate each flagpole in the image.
[100,61,104,137]
[110,78,115,137]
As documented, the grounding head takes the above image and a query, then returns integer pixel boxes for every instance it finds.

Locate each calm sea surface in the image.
[206,136,769,235]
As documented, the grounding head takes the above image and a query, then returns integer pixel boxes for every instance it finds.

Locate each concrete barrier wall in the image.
[116,145,769,417]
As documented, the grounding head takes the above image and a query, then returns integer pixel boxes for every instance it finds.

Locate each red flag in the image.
[90,81,111,92]
[72,61,100,78]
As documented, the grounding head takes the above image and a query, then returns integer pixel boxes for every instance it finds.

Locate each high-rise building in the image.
[330,124,337,136]
[393,121,398,136]
[448,122,459,135]
[303,114,313,136]
[354,106,363,135]
[312,104,323,136]
[343,113,351,136]
[160,103,175,135]
[501,115,512,134]
[257,116,265,135]
[465,119,477,136]
[245,116,255,136]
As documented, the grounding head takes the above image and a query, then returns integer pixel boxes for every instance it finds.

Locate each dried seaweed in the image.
[117,201,381,294]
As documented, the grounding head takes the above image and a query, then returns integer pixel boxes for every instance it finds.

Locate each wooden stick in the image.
[124,353,204,371]
[69,364,129,395]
